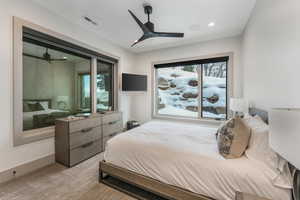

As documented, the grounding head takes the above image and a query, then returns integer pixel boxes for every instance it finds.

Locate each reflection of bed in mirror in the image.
[23,99,70,131]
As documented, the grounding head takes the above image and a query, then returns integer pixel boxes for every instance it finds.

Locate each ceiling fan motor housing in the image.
[145,21,154,32]
[144,4,152,15]
[144,4,154,31]
[43,52,51,60]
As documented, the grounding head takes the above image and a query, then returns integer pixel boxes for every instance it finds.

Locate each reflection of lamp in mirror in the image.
[56,96,69,110]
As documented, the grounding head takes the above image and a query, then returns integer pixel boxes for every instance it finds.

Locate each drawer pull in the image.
[81,127,93,133]
[108,121,119,125]
[81,141,94,148]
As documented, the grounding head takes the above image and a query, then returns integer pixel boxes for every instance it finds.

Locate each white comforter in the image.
[104,120,291,200]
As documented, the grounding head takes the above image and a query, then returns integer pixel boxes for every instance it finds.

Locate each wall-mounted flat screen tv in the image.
[122,73,147,91]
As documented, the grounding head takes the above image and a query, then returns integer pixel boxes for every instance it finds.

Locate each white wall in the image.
[131,37,243,123]
[0,0,136,172]
[242,0,300,109]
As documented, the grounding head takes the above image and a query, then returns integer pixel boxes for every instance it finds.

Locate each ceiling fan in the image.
[23,48,67,63]
[128,4,184,47]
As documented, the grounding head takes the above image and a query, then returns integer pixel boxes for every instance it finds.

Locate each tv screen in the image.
[122,73,147,91]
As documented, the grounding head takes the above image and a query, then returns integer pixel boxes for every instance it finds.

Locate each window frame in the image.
[78,72,92,111]
[152,53,234,123]
[96,60,115,112]
[13,17,119,146]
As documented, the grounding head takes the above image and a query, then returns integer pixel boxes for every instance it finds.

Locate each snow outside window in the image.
[156,60,227,120]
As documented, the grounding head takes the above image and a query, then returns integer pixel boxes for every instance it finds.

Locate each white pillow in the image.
[39,101,49,110]
[243,115,292,189]
[243,116,278,170]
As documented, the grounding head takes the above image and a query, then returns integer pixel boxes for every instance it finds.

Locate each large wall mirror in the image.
[13,17,119,146]
[23,41,92,131]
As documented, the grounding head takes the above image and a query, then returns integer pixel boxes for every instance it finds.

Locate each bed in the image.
[23,99,70,130]
[99,110,292,200]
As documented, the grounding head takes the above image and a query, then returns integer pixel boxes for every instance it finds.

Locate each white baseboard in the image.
[0,154,55,184]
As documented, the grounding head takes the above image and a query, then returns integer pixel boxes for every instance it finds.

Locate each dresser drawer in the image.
[102,113,122,125]
[102,120,123,137]
[69,117,101,133]
[69,126,102,149]
[69,139,101,166]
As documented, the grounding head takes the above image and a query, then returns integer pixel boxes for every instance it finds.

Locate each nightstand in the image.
[236,192,271,200]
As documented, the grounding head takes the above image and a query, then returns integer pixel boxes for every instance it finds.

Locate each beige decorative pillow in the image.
[217,117,251,159]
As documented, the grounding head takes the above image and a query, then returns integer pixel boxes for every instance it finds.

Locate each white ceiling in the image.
[31,0,256,53]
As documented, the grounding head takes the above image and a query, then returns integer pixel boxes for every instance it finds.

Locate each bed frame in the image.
[99,161,214,200]
[98,108,284,200]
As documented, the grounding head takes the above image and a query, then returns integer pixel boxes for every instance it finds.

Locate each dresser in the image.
[102,112,123,150]
[55,112,123,167]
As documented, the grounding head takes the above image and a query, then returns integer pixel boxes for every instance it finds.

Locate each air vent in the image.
[83,16,98,26]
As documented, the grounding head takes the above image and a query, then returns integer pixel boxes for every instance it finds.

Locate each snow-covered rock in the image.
[157,66,227,119]
[182,92,198,99]
[188,79,198,87]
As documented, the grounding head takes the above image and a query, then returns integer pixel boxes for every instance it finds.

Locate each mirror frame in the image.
[13,17,119,146]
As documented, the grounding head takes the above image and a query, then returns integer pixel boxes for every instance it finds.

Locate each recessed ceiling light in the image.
[208,22,215,27]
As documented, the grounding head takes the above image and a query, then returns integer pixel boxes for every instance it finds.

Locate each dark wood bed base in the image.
[99,161,214,200]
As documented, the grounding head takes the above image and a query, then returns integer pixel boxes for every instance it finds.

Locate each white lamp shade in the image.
[269,108,300,169]
[56,96,69,102]
[230,98,248,113]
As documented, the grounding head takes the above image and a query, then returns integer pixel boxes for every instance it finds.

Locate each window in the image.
[78,73,91,112]
[155,56,229,120]
[97,61,114,111]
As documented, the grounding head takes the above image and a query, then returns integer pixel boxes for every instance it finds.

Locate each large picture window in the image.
[155,57,229,120]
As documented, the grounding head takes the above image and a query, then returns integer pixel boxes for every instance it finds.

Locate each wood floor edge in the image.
[0,154,55,184]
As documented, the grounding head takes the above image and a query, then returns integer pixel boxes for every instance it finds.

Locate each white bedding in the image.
[104,120,292,200]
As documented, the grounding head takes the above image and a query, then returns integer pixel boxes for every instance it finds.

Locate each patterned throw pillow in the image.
[23,102,31,112]
[217,117,251,159]
[27,102,44,111]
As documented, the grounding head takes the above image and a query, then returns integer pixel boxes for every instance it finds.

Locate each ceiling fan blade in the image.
[153,32,184,38]
[23,53,47,61]
[131,34,151,47]
[128,10,149,33]
[50,58,68,61]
